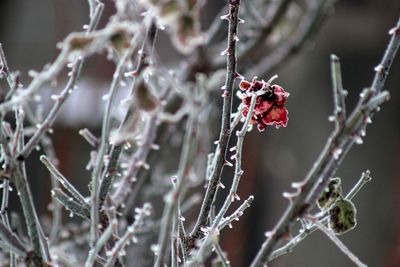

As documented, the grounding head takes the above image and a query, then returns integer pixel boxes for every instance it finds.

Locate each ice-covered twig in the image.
[40,155,88,206]
[0,221,27,257]
[269,170,371,261]
[90,34,140,247]
[85,220,117,267]
[190,0,242,240]
[103,203,151,267]
[19,3,104,160]
[218,195,254,231]
[330,54,346,129]
[51,188,90,220]
[311,218,367,267]
[250,15,400,267]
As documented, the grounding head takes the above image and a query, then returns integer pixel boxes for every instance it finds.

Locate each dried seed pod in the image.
[109,30,131,58]
[329,199,357,235]
[317,177,342,210]
[135,80,159,112]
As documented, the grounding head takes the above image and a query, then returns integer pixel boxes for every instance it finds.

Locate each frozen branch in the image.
[312,218,367,267]
[250,15,400,267]
[51,188,90,220]
[190,0,242,240]
[40,155,88,206]
[269,170,371,261]
[330,54,346,129]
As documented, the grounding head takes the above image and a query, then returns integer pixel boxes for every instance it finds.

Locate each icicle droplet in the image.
[220,14,230,21]
[179,215,186,222]
[228,223,233,229]
[35,145,41,151]
[291,181,306,190]
[332,148,343,160]
[150,143,160,150]
[150,244,159,255]
[67,62,75,68]
[48,128,54,134]
[264,231,274,238]
[28,70,39,78]
[102,94,110,101]
[374,64,384,73]
[364,116,372,124]
[217,181,225,189]
[119,80,127,87]
[131,236,138,243]
[353,135,363,145]
[8,186,13,192]
[388,27,399,35]
[282,191,298,201]
[230,193,240,202]
[220,48,230,56]
[82,24,89,30]
[360,128,366,137]
[69,211,74,218]
[230,146,237,152]
[328,115,336,122]
[51,94,61,101]
[224,160,233,167]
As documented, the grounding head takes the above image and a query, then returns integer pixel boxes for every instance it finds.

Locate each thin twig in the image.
[269,170,371,261]
[103,203,151,267]
[250,15,400,267]
[190,0,241,240]
[85,220,117,267]
[19,3,104,159]
[245,0,330,78]
[218,195,254,231]
[40,155,88,206]
[213,242,231,267]
[99,19,157,206]
[90,36,139,247]
[312,218,367,267]
[330,54,346,129]
[51,188,91,220]
[154,104,198,266]
[0,221,27,257]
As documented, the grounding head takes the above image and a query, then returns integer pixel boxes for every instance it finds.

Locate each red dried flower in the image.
[239,78,289,131]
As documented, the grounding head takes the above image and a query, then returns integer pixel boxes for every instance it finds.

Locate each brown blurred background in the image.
[1,0,400,266]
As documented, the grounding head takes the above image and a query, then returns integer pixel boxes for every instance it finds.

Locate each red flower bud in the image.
[240,79,289,131]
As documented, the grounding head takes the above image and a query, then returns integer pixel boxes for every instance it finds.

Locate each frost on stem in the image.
[239,77,289,131]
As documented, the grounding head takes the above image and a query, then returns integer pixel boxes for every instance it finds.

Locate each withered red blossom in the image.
[239,78,289,131]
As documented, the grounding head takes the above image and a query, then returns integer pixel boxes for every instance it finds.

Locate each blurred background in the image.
[1,0,400,266]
